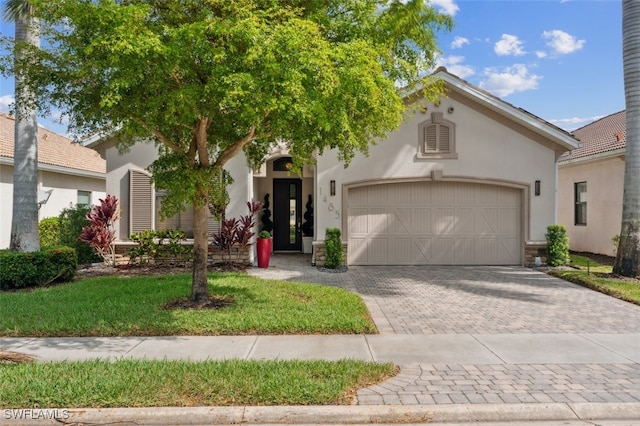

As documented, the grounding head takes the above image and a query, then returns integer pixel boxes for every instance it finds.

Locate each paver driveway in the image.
[249,255,640,406]
[250,256,640,335]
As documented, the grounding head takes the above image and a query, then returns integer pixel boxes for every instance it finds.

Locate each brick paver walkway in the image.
[249,255,640,406]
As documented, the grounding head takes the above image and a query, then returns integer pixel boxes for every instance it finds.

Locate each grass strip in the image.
[0,359,396,408]
[0,273,377,337]
[549,255,640,306]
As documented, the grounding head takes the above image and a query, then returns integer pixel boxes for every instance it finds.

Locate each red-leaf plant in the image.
[211,200,263,263]
[78,195,120,266]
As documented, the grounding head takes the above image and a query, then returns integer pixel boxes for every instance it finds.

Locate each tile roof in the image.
[0,113,105,174]
[560,110,626,162]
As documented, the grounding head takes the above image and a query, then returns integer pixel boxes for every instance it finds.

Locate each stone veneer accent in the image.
[313,241,348,267]
[113,241,250,265]
[524,242,547,267]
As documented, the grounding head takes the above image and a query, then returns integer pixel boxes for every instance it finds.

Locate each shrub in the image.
[325,228,343,269]
[129,229,192,266]
[0,246,77,290]
[58,205,101,264]
[39,217,61,248]
[546,225,570,266]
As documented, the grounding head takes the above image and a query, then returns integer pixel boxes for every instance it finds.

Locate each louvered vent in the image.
[130,170,153,234]
[439,126,450,152]
[424,125,438,152]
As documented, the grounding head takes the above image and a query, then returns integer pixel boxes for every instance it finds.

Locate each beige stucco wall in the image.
[315,95,559,248]
[557,156,624,256]
[0,163,105,248]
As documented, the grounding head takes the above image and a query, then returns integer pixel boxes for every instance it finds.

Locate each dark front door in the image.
[273,179,302,251]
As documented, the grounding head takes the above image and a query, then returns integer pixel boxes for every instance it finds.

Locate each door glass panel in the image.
[289,199,296,244]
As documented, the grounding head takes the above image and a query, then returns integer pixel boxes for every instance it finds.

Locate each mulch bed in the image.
[76,262,248,279]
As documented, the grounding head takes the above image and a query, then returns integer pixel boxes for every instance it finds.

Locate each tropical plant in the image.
[615,0,640,277]
[4,0,40,252]
[38,216,60,247]
[78,195,120,265]
[0,0,451,301]
[57,204,99,264]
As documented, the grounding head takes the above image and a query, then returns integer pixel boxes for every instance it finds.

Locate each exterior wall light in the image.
[535,180,541,196]
[330,180,336,196]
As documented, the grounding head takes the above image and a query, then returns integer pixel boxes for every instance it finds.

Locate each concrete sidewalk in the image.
[2,333,639,364]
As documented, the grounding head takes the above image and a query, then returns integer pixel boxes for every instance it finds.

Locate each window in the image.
[417,112,457,159]
[574,182,587,226]
[77,190,91,208]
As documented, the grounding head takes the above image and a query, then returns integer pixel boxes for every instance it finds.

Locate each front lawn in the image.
[549,254,640,306]
[0,272,377,336]
[0,358,397,407]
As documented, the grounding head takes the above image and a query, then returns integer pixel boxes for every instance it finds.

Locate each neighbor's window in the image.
[77,190,91,208]
[417,112,457,159]
[574,182,587,226]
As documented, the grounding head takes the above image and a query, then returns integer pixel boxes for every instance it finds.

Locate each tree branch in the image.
[130,116,184,153]
[213,126,257,169]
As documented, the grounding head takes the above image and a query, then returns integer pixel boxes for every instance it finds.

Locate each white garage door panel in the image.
[347,182,522,265]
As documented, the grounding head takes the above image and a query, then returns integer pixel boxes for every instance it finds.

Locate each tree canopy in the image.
[1,0,452,299]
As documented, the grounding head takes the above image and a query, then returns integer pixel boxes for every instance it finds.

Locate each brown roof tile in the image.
[560,110,626,162]
[0,113,105,174]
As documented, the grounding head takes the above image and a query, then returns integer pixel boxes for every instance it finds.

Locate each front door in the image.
[273,179,302,251]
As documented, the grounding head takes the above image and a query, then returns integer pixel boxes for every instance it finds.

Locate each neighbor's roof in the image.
[0,113,105,175]
[559,110,626,162]
[434,67,580,152]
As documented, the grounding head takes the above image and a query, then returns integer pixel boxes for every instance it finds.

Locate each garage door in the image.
[347,181,522,265]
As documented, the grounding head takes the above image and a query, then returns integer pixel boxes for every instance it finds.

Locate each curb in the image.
[2,403,640,425]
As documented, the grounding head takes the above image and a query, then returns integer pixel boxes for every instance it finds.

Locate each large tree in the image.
[615,0,640,277]
[1,0,451,301]
[3,0,40,252]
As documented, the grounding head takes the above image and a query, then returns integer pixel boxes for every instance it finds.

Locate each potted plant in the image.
[257,230,272,268]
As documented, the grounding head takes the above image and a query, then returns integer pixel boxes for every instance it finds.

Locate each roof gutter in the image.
[0,157,105,179]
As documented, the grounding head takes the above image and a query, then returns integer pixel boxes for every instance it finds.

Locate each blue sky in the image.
[0,0,625,136]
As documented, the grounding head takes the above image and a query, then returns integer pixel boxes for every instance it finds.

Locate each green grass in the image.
[0,359,397,407]
[549,254,640,306]
[0,273,377,337]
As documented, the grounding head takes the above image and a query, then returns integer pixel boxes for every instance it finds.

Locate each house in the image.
[0,112,106,248]
[88,68,579,266]
[557,111,626,256]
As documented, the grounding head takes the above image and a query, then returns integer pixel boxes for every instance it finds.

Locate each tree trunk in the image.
[191,190,210,302]
[10,12,40,252]
[614,0,640,276]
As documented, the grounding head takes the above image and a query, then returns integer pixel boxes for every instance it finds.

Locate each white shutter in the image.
[129,170,154,234]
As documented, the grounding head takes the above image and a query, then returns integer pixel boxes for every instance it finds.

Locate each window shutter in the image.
[424,125,438,152]
[130,170,153,234]
[439,125,450,153]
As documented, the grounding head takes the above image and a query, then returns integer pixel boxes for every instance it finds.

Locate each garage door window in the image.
[417,112,457,159]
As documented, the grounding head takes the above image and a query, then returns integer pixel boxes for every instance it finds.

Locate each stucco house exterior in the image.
[0,112,106,248]
[88,68,579,266]
[557,111,626,256]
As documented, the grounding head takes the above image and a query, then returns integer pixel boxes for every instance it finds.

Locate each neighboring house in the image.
[87,68,579,266]
[557,111,626,256]
[0,112,106,248]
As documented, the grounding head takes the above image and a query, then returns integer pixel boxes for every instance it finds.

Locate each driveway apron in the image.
[248,254,640,406]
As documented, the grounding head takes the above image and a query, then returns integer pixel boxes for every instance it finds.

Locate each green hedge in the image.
[546,225,570,266]
[0,246,77,290]
[325,228,343,269]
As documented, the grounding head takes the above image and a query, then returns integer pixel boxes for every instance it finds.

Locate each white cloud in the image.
[0,94,14,113]
[429,0,459,16]
[494,34,526,56]
[451,36,469,49]
[479,64,541,97]
[542,30,585,55]
[550,115,605,131]
[437,55,474,79]
[535,50,547,59]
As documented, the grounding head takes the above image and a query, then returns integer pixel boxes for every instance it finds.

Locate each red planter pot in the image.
[257,238,272,268]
